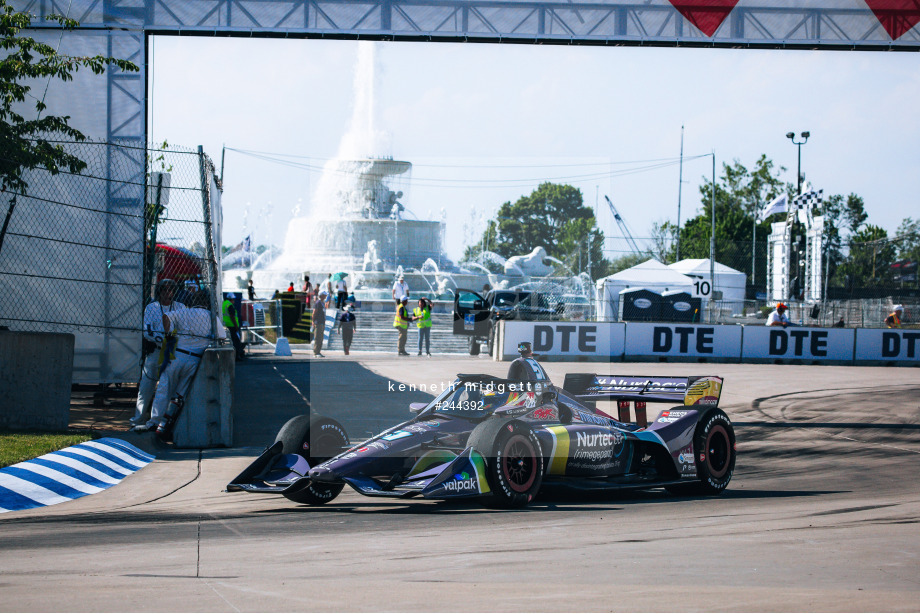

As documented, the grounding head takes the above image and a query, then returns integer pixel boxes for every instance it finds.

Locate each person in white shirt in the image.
[135,290,213,432]
[766,303,790,327]
[335,276,348,309]
[391,275,409,302]
[132,279,185,426]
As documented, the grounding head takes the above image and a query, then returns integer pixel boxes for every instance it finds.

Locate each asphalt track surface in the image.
[1,354,918,612]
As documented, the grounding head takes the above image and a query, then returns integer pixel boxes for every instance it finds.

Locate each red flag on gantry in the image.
[668,0,739,37]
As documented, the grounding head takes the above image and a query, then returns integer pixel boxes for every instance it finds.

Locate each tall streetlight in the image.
[786,131,810,195]
[785,130,809,305]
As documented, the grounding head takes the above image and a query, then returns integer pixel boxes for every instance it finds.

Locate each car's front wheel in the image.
[469,419,543,508]
[276,415,349,505]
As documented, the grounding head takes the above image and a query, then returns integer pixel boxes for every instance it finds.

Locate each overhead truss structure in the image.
[18,1,920,49]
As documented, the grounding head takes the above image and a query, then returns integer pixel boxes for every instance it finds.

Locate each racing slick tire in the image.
[666,408,735,496]
[276,414,349,505]
[468,419,544,509]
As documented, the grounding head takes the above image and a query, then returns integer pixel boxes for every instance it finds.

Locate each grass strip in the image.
[0,431,95,469]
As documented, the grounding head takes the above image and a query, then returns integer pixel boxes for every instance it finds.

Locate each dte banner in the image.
[742,327,855,362]
[624,323,742,361]
[501,321,621,360]
[854,329,920,364]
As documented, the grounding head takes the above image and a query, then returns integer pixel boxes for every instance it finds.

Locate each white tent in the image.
[668,259,747,312]
[595,259,696,320]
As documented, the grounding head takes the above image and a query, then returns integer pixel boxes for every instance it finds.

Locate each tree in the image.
[0,1,138,255]
[668,156,785,286]
[839,225,895,287]
[463,182,611,280]
[893,217,920,288]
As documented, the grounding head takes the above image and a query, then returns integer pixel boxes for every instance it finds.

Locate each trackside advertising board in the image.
[854,329,920,365]
[501,321,623,361]
[624,323,742,362]
[742,327,855,363]
[500,321,917,366]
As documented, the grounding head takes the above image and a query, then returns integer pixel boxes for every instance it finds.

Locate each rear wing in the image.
[562,373,723,407]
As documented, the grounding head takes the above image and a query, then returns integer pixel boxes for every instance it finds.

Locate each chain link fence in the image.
[0,138,222,382]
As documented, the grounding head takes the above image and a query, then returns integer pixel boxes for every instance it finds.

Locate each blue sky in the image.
[149,36,919,263]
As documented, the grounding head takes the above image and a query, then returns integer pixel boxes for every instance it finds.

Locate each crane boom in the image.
[604,195,642,256]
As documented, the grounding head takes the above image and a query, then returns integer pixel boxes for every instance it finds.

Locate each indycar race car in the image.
[228,360,736,508]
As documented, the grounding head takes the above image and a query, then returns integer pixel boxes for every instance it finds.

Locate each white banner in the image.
[854,329,920,363]
[742,326,855,362]
[624,323,742,360]
[501,321,623,360]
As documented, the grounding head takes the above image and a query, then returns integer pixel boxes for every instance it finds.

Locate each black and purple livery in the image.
[228,362,736,508]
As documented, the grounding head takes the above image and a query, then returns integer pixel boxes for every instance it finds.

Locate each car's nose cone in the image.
[308,466,339,482]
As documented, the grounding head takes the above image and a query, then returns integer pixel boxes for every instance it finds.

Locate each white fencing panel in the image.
[501,321,623,361]
[854,329,920,364]
[742,327,855,363]
[624,323,742,361]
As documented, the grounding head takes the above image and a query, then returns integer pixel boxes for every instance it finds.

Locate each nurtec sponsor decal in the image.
[382,430,412,441]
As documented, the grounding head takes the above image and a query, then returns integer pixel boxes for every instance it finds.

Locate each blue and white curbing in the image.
[0,438,154,514]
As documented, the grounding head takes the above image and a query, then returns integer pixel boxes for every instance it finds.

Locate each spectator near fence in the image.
[767,303,790,328]
[135,290,213,432]
[222,293,246,361]
[885,305,903,328]
[132,279,184,427]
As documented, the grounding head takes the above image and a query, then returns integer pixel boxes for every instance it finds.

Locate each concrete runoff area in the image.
[0,353,918,611]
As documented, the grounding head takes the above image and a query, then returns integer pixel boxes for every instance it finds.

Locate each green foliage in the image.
[463,182,611,280]
[896,217,920,261]
[0,0,139,254]
[666,155,785,285]
[838,224,894,287]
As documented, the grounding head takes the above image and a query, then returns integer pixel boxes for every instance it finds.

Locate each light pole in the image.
[785,130,809,305]
[786,131,810,195]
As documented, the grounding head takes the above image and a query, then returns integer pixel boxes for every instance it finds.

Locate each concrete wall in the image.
[0,331,74,431]
[173,347,234,448]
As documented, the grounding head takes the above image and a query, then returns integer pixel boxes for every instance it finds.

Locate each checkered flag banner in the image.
[793,189,824,209]
[792,189,823,227]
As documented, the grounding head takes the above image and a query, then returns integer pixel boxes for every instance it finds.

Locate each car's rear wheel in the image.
[276,415,349,505]
[666,408,735,496]
[469,419,543,508]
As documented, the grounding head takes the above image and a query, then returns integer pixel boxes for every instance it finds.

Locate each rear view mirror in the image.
[409,402,428,414]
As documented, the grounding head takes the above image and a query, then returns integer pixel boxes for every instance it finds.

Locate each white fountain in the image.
[221,41,597,317]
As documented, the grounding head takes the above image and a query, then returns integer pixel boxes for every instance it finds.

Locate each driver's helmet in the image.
[517,341,532,356]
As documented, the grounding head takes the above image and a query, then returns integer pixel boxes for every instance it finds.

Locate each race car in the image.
[227,360,736,508]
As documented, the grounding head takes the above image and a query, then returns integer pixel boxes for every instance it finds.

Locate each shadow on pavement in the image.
[233,358,439,447]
